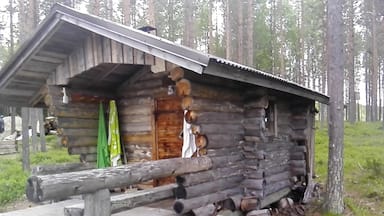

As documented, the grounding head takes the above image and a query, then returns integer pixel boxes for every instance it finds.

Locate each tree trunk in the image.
[347,0,356,123]
[247,0,254,67]
[183,0,195,48]
[237,1,243,64]
[371,0,379,121]
[148,0,156,27]
[325,0,344,214]
[208,0,214,53]
[225,0,232,60]
[121,0,131,26]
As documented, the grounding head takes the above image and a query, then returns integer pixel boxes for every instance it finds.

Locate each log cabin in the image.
[0,4,329,215]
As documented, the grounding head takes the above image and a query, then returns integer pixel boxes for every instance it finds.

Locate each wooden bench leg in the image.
[84,189,111,216]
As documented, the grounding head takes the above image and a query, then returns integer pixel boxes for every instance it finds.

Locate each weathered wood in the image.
[243,189,264,198]
[205,134,242,149]
[59,128,98,137]
[244,169,264,179]
[264,171,290,185]
[80,154,97,163]
[58,118,98,129]
[185,111,242,124]
[84,189,110,216]
[119,114,152,124]
[120,122,151,133]
[195,134,207,149]
[244,108,266,118]
[182,97,243,113]
[177,166,242,186]
[192,123,244,135]
[291,167,306,176]
[52,106,98,119]
[178,175,243,199]
[26,157,213,202]
[264,165,289,177]
[173,187,242,214]
[242,179,265,190]
[68,146,97,155]
[290,152,305,160]
[244,96,269,109]
[290,160,306,169]
[210,154,243,168]
[264,180,291,196]
[31,109,38,152]
[118,96,153,106]
[37,109,46,152]
[64,184,177,216]
[32,163,95,175]
[259,188,290,208]
[21,107,30,171]
[62,136,96,147]
[206,146,241,157]
[119,106,152,116]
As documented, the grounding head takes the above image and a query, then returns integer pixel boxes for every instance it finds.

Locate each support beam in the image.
[21,107,30,171]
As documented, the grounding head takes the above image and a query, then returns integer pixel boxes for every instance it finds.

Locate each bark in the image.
[247,0,254,66]
[237,1,244,64]
[371,0,379,121]
[208,0,214,53]
[225,0,232,60]
[325,0,345,213]
[121,0,131,26]
[347,0,356,123]
[148,0,156,27]
[183,0,195,48]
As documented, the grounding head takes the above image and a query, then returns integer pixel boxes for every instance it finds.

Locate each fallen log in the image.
[246,209,271,216]
[173,187,242,214]
[26,156,212,202]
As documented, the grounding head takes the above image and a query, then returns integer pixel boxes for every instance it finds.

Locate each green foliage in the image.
[315,122,384,214]
[0,135,78,207]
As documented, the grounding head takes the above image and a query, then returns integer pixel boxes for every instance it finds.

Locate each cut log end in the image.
[196,134,208,149]
[168,67,185,81]
[173,201,185,214]
[174,185,187,199]
[176,79,191,96]
[26,176,42,203]
[181,96,193,110]
[185,110,197,123]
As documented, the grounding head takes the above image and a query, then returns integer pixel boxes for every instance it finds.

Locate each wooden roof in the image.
[0,4,329,107]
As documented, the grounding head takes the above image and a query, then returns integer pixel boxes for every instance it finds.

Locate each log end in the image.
[181,97,193,110]
[195,134,207,149]
[185,110,197,123]
[168,67,185,81]
[174,185,187,199]
[173,200,185,214]
[26,176,43,203]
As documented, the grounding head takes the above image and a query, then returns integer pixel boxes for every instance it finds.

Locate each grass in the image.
[315,121,384,215]
[0,135,78,207]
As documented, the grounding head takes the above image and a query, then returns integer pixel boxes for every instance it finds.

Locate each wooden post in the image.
[38,109,46,152]
[21,107,30,171]
[11,107,16,133]
[84,189,110,216]
[31,108,38,152]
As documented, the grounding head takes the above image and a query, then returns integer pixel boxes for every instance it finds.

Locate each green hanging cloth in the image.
[97,102,110,168]
[108,100,122,166]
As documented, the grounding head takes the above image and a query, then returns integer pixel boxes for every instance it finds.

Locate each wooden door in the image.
[154,97,183,185]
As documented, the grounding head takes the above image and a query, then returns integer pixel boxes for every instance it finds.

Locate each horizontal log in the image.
[290,160,306,169]
[177,175,243,199]
[52,105,98,119]
[177,165,242,186]
[122,133,153,145]
[185,111,242,124]
[242,179,265,190]
[244,96,268,109]
[118,96,153,107]
[260,188,290,208]
[192,123,244,135]
[120,87,168,98]
[206,134,242,149]
[32,163,95,175]
[191,204,216,216]
[64,184,177,216]
[120,122,152,133]
[264,171,290,185]
[119,114,152,124]
[243,151,266,160]
[264,180,291,196]
[58,118,98,129]
[206,147,242,157]
[290,152,305,160]
[182,97,243,113]
[59,128,98,137]
[118,105,152,116]
[26,156,213,202]
[243,189,264,198]
[173,187,242,214]
[291,167,306,176]
[264,165,289,177]
[244,108,265,118]
[210,154,244,169]
[244,169,264,179]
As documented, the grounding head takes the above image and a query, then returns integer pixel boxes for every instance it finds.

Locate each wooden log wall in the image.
[240,95,297,211]
[45,85,114,162]
[117,71,170,163]
[172,68,246,213]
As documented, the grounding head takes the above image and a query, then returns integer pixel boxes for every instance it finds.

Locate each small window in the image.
[265,101,277,137]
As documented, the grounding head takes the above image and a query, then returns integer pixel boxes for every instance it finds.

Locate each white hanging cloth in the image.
[182,110,196,158]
